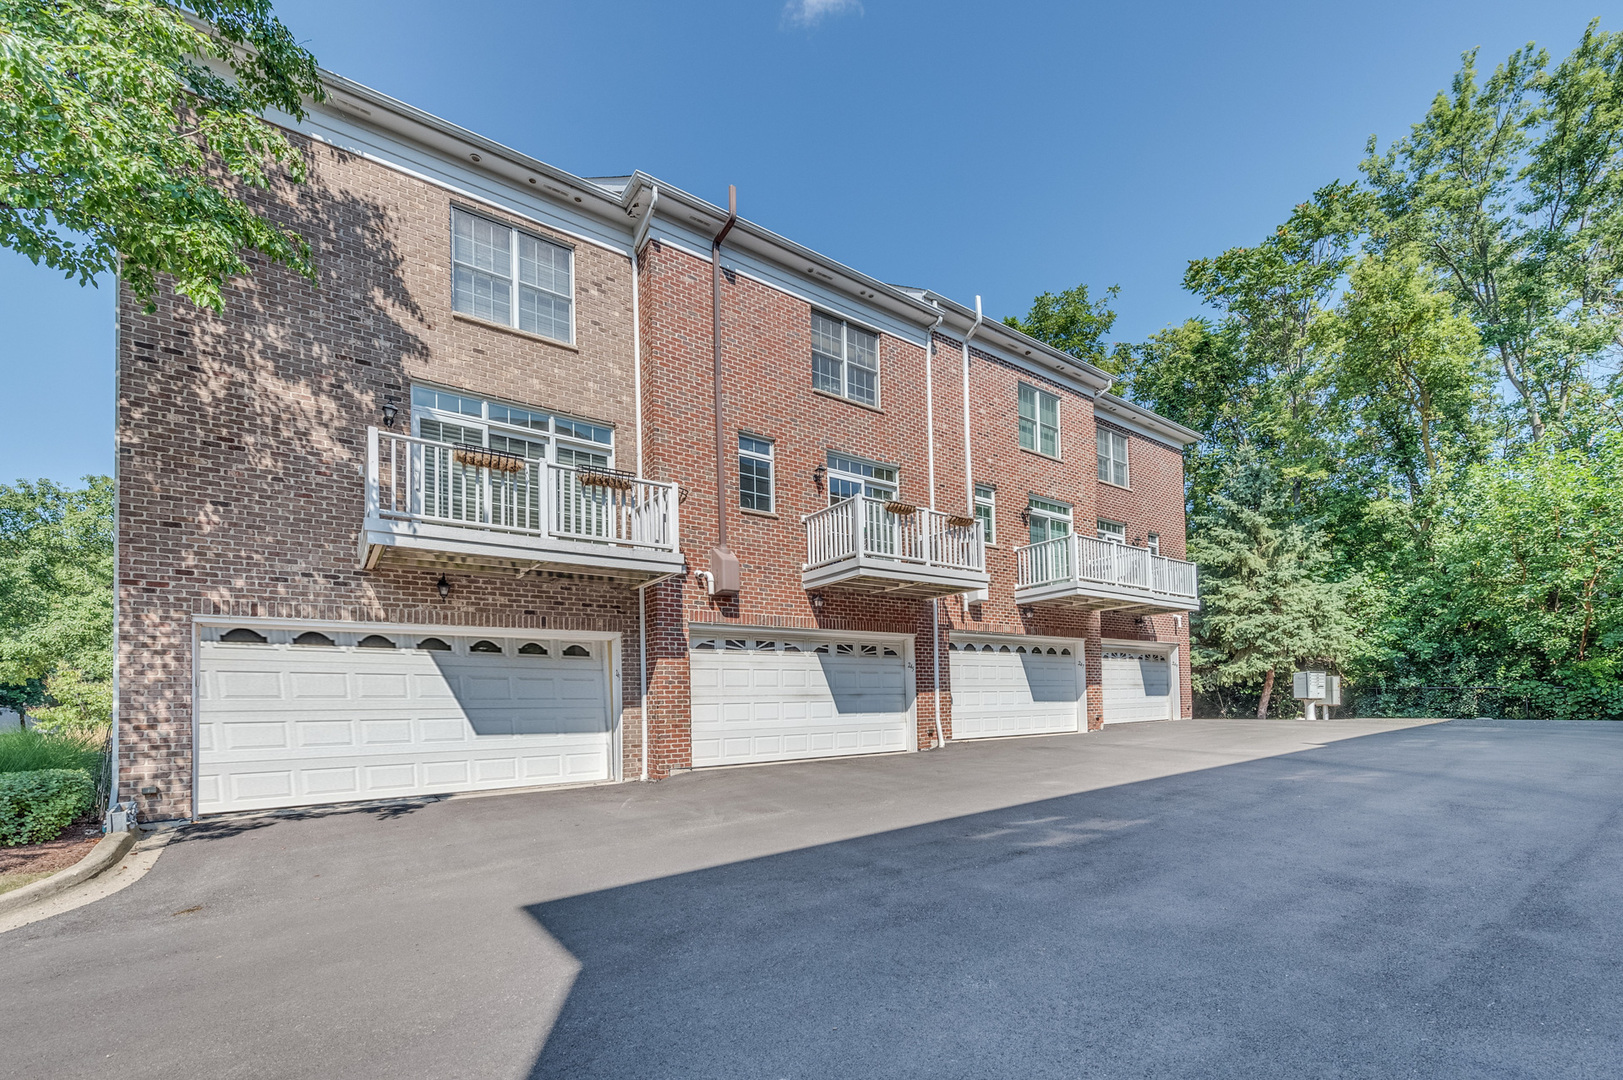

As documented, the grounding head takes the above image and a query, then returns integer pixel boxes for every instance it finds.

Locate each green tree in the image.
[1003,282,1129,372]
[1362,22,1623,444]
[1187,453,1365,718]
[0,477,114,690]
[0,0,322,310]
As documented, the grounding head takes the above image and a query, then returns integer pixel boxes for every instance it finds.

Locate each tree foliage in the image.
[0,477,114,690]
[1014,22,1623,716]
[0,0,322,310]
[1003,282,1129,372]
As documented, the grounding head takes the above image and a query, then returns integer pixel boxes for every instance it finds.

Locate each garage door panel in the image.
[1102,649,1173,724]
[691,637,911,768]
[950,639,1082,740]
[197,633,615,814]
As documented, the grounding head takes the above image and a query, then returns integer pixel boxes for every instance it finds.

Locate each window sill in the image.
[453,311,580,352]
[1018,446,1062,463]
[1098,478,1132,491]
[740,507,780,520]
[812,388,883,414]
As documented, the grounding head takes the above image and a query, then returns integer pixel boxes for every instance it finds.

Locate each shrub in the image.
[0,769,94,846]
[28,669,112,737]
[0,728,105,776]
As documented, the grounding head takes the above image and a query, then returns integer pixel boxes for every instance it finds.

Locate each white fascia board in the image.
[271,72,639,256]
[647,217,932,348]
[622,174,942,333]
[1095,392,1204,446]
[921,291,1114,397]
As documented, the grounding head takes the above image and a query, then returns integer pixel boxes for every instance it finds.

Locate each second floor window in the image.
[412,385,610,467]
[1097,428,1129,487]
[739,435,774,513]
[1147,532,1160,555]
[974,483,996,544]
[1097,519,1126,544]
[812,312,880,407]
[451,208,574,344]
[1028,496,1072,545]
[1019,383,1060,457]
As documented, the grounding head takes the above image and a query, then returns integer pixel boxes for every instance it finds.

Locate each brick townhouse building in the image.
[115,72,1201,821]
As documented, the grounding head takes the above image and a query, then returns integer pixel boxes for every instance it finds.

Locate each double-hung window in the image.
[974,483,997,544]
[1147,532,1160,556]
[826,452,896,504]
[739,435,775,513]
[1018,383,1060,457]
[811,312,880,407]
[451,208,574,344]
[1097,428,1129,487]
[1028,496,1072,545]
[1097,519,1126,544]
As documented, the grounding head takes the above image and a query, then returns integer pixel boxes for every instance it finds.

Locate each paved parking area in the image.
[2,718,1621,1079]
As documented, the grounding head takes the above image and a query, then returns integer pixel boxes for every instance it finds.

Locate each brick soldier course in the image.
[114,71,1200,818]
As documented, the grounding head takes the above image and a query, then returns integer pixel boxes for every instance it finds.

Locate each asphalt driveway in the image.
[3,718,1621,1080]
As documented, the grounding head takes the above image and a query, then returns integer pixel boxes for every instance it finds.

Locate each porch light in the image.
[382,401,399,427]
[436,574,450,599]
[812,464,827,491]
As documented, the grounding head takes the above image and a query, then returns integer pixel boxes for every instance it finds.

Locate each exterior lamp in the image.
[382,402,400,427]
[436,574,450,600]
[812,464,827,491]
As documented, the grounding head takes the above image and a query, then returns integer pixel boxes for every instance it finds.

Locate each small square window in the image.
[1018,384,1060,457]
[739,435,774,513]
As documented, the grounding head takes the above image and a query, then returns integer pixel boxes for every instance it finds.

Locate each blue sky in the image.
[0,0,1610,485]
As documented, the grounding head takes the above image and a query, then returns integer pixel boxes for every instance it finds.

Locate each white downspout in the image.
[922,306,945,750]
[109,276,123,827]
[961,295,983,515]
[958,296,985,621]
[631,186,658,782]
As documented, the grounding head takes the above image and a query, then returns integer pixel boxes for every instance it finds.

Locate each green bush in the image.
[0,769,94,846]
[0,729,106,777]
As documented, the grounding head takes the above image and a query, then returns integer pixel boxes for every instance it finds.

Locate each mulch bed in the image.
[0,815,104,879]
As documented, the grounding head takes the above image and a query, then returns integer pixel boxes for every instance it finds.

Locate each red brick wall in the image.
[116,138,652,818]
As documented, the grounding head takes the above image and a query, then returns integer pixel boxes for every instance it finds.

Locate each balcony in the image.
[803,497,989,599]
[1015,534,1200,613]
[361,427,683,583]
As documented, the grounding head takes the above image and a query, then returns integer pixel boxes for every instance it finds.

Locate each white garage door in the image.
[949,637,1083,739]
[690,634,911,767]
[196,626,615,814]
[1102,647,1173,724]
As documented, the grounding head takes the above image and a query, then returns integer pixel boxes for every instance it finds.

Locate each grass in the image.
[0,870,56,896]
[0,728,107,778]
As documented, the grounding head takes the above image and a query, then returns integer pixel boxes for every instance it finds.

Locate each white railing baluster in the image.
[1014,532,1199,600]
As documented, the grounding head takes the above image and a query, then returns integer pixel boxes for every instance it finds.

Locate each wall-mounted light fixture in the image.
[812,464,827,492]
[1018,507,1031,526]
[436,574,450,600]
[811,594,824,610]
[382,401,399,427]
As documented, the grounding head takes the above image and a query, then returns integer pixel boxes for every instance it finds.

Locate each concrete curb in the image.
[0,829,137,918]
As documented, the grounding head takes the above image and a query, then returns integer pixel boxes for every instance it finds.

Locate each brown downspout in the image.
[708,186,741,596]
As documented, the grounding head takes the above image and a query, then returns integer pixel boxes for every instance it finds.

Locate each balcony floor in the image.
[803,556,990,600]
[361,516,684,585]
[1014,578,1200,614]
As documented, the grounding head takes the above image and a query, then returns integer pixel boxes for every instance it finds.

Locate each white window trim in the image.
[812,311,882,409]
[826,450,898,505]
[410,383,613,468]
[1147,532,1160,556]
[1018,382,1062,459]
[451,206,576,346]
[1028,495,1073,544]
[974,482,997,545]
[1097,518,1127,544]
[1097,428,1131,489]
[739,433,775,513]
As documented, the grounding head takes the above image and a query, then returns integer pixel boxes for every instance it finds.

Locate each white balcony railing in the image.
[1016,534,1198,605]
[365,427,679,556]
[805,497,985,574]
